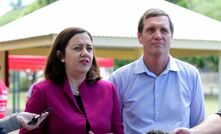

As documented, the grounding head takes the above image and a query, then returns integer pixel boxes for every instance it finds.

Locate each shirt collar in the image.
[134,55,180,75]
[134,56,148,74]
[163,55,180,74]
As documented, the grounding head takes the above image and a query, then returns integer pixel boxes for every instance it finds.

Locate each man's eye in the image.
[161,28,168,34]
[146,28,155,33]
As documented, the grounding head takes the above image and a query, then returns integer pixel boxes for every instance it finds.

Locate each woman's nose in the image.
[80,47,89,56]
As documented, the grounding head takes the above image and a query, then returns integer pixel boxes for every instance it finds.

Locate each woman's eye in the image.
[73,47,82,51]
[86,47,93,52]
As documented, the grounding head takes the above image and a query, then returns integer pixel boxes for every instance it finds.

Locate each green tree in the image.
[166,0,190,8]
[0,0,57,26]
[166,0,221,72]
[37,0,57,7]
[193,0,221,21]
[10,0,22,9]
[114,59,134,70]
[166,0,221,21]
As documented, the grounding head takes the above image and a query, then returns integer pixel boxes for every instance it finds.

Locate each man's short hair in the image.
[138,8,174,35]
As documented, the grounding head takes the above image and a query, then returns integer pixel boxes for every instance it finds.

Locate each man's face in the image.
[138,16,172,57]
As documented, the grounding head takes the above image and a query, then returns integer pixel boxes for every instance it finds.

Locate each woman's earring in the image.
[61,59,65,62]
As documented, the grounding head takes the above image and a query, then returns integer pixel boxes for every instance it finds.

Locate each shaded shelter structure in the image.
[1,0,221,104]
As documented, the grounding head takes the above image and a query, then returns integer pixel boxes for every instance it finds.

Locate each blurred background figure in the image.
[0,65,8,119]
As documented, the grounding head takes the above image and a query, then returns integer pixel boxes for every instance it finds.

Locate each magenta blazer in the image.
[19,79,124,134]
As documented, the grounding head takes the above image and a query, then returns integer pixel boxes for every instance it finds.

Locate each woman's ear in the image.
[56,50,64,62]
[56,50,63,60]
[56,50,61,58]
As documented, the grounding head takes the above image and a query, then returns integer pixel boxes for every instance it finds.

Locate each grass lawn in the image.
[6,91,27,114]
[5,92,220,118]
[205,95,219,117]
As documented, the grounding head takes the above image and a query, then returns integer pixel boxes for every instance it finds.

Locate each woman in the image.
[19,27,124,134]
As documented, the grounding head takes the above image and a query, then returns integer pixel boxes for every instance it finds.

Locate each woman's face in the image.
[63,32,93,76]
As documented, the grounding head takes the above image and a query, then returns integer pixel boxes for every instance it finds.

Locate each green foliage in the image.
[10,0,22,9]
[37,0,57,7]
[0,0,57,26]
[114,59,134,70]
[0,10,22,26]
[179,56,218,72]
[166,0,221,71]
[19,76,31,91]
[21,1,40,15]
[166,0,221,21]
[166,0,190,8]
[192,1,221,21]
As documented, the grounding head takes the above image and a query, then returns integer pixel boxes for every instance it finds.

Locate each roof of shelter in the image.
[0,0,221,46]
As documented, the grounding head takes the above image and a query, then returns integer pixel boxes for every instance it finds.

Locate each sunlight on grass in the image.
[205,95,219,117]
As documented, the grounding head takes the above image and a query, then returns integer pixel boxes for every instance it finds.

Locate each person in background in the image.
[0,66,8,119]
[147,130,169,134]
[0,111,48,134]
[26,77,44,101]
[20,27,123,134]
[108,8,205,133]
[173,109,221,134]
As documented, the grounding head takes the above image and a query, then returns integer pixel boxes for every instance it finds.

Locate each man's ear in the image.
[137,32,142,44]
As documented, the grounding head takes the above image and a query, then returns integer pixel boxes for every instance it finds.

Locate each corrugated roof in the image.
[0,0,221,42]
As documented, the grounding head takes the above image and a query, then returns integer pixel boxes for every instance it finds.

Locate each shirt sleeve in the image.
[0,113,20,133]
[108,74,124,115]
[190,70,205,127]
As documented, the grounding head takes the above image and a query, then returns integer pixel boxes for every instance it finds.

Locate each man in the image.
[108,8,205,133]
[173,109,221,134]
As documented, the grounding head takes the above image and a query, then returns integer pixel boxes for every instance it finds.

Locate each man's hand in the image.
[16,112,48,130]
[172,127,192,134]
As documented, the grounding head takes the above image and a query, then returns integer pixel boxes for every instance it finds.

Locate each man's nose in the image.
[153,30,163,39]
